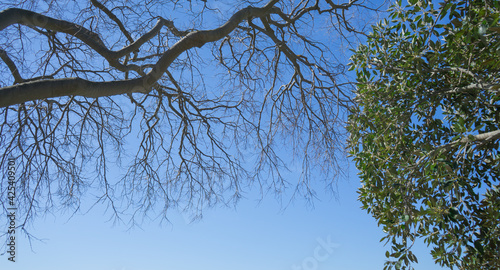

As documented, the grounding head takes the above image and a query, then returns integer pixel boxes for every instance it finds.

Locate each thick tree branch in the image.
[0,77,146,107]
[0,8,176,72]
[0,1,280,108]
[417,129,500,164]
[440,83,500,94]
[458,129,500,145]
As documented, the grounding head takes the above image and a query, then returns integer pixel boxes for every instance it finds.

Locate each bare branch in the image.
[0,48,23,83]
[90,0,134,44]
[0,0,378,229]
[0,1,281,108]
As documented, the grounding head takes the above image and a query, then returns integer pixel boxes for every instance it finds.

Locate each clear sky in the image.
[1,165,445,270]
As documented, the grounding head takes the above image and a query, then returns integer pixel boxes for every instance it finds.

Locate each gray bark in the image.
[0,1,279,108]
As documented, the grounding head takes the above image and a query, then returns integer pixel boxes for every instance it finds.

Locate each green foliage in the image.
[348,0,500,269]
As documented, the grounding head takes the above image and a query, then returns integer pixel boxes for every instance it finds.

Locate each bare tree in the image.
[0,0,378,230]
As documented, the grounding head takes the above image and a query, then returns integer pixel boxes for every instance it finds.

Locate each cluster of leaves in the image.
[348,0,500,269]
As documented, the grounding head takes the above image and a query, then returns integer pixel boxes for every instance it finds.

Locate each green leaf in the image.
[348,0,500,268]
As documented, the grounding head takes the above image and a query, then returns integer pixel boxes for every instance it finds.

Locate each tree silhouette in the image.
[0,0,378,230]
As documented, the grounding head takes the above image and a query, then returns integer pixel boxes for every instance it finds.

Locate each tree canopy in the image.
[348,0,500,269]
[0,0,379,232]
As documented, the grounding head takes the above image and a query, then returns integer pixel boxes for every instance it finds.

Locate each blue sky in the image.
[1,165,445,270]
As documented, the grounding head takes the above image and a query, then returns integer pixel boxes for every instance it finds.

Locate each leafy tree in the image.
[348,0,500,269]
[0,0,378,233]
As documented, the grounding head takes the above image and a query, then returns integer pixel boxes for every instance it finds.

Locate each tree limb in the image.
[417,129,500,164]
[0,1,280,108]
[0,48,23,83]
[0,8,176,72]
[90,0,134,44]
